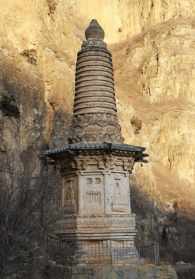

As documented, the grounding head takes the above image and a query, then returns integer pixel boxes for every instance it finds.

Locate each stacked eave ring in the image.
[74,48,117,115]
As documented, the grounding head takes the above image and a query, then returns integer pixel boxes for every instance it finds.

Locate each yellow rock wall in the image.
[0,0,195,216]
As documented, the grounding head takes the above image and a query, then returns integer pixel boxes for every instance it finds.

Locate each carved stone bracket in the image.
[59,154,135,174]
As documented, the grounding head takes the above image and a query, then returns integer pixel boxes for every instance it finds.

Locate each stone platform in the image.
[64,264,177,279]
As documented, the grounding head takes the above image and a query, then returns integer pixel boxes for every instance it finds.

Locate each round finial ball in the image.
[85,19,105,40]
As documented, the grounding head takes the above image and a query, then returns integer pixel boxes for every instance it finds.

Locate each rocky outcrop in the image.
[0,0,195,265]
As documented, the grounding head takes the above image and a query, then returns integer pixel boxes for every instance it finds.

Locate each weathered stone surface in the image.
[66,264,177,279]
[48,145,140,265]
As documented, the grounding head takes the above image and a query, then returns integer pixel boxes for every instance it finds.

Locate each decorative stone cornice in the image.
[45,142,147,162]
[58,155,135,173]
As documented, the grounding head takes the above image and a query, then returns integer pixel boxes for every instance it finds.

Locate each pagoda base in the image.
[79,239,138,265]
[56,213,138,266]
[55,216,139,271]
[64,263,177,279]
[46,145,148,272]
[59,237,138,266]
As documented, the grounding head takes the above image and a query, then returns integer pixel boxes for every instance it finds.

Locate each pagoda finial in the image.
[85,19,105,40]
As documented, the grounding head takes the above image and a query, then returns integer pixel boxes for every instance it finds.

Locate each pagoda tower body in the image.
[45,20,146,266]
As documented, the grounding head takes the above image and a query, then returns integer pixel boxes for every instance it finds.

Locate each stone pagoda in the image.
[45,19,147,266]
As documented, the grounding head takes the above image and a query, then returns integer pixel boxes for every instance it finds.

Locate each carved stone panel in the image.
[79,174,104,216]
[62,176,78,213]
[111,173,131,214]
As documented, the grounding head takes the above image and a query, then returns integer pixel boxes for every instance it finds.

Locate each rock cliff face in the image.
[0,0,195,260]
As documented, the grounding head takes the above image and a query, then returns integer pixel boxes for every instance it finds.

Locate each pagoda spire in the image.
[71,19,123,143]
[85,19,105,40]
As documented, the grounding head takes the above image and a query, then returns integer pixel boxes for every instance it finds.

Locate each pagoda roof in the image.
[44,142,148,162]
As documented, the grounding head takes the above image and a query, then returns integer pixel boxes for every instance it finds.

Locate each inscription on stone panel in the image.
[87,177,93,185]
[86,191,101,203]
[95,177,101,184]
[81,175,104,216]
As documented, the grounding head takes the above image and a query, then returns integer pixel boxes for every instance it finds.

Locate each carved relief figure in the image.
[112,175,129,213]
[113,178,122,202]
[62,178,77,211]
